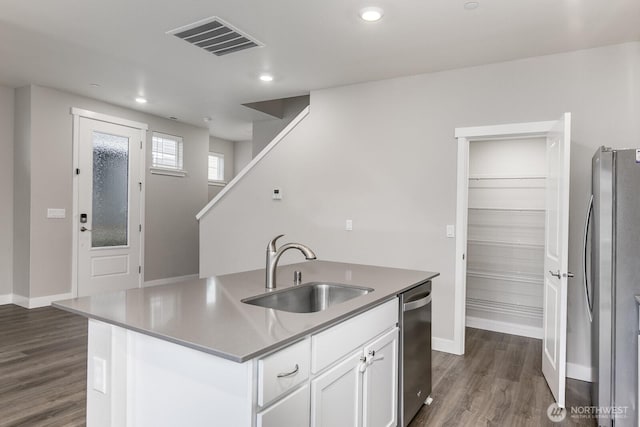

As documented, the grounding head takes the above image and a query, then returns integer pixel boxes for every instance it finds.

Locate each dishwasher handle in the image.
[403,292,432,312]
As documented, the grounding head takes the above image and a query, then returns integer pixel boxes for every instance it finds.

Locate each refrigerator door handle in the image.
[583,194,594,323]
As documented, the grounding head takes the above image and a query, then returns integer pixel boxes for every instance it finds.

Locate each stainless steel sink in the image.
[242,282,374,313]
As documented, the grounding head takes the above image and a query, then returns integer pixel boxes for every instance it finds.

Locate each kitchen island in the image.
[54,261,438,427]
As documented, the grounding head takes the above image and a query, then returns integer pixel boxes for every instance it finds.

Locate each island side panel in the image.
[87,320,254,427]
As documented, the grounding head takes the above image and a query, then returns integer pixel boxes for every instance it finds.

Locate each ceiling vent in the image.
[168,17,262,56]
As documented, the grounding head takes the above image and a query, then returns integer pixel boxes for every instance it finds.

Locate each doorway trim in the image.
[70,108,148,298]
[452,119,556,355]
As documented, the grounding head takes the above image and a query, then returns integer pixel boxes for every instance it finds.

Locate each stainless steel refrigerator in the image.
[587,147,640,426]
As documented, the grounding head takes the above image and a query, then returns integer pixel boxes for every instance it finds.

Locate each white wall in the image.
[13,86,30,298]
[200,42,640,370]
[0,85,14,297]
[233,141,252,175]
[208,136,235,201]
[252,95,310,156]
[16,85,209,299]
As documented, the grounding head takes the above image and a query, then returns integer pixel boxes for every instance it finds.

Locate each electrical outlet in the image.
[92,356,107,394]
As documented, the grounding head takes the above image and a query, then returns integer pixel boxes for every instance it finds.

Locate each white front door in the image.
[541,112,572,407]
[77,116,144,297]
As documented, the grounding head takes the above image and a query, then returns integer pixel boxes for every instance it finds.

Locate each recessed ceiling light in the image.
[135,97,148,104]
[259,74,274,82]
[464,1,480,10]
[203,117,212,123]
[360,7,384,22]
[169,116,178,120]
[90,83,101,88]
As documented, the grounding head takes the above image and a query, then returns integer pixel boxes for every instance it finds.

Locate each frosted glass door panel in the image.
[92,131,129,248]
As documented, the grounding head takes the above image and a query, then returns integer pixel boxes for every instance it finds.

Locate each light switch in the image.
[47,208,66,219]
[345,219,353,231]
[92,356,107,394]
[446,225,455,238]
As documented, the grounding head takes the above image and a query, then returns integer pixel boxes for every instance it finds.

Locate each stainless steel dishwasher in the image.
[398,281,432,427]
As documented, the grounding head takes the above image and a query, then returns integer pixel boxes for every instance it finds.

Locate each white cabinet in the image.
[311,327,399,427]
[257,384,310,427]
[311,351,362,427]
[362,329,399,427]
[258,337,310,406]
[87,299,399,427]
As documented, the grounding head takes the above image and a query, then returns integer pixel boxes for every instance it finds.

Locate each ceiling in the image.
[1,0,639,141]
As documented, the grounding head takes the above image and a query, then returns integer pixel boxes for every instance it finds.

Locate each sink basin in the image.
[242,282,374,313]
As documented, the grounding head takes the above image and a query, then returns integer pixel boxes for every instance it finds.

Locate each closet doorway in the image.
[465,137,546,338]
[453,114,572,407]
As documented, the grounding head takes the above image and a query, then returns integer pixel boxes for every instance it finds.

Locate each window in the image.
[151,132,185,176]
[208,152,225,184]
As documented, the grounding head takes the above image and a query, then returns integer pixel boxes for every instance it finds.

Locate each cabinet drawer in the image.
[257,384,310,427]
[311,299,398,373]
[258,338,310,407]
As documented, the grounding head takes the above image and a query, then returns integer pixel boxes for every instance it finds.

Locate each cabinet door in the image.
[362,328,399,427]
[311,351,362,427]
[257,384,309,427]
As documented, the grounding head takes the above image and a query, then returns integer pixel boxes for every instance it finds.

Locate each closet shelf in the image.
[468,175,546,180]
[467,239,544,249]
[467,269,543,285]
[468,207,545,212]
[466,298,543,320]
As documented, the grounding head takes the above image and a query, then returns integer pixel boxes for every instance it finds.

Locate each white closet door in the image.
[541,112,571,407]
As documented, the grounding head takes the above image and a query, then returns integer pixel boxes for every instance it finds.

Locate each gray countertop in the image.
[53,261,438,363]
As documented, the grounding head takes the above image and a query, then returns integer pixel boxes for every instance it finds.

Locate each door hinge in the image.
[140,141,143,149]
[139,224,142,232]
[138,266,142,274]
[75,168,80,175]
[139,182,142,191]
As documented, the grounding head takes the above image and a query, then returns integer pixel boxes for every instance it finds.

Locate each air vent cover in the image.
[168,17,262,56]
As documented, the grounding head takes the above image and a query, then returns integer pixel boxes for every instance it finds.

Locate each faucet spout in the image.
[265,235,317,289]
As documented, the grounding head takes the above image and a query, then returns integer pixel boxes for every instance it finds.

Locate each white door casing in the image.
[541,113,572,407]
[72,109,147,297]
[454,113,571,406]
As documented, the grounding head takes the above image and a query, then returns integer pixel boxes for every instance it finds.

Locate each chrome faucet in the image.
[266,235,317,289]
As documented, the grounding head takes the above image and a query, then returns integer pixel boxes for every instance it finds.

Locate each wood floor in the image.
[409,328,594,427]
[0,305,593,427]
[0,304,87,427]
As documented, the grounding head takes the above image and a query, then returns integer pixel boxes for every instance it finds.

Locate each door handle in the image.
[583,195,594,322]
[80,226,92,232]
[403,293,431,312]
[548,270,574,278]
[276,364,299,378]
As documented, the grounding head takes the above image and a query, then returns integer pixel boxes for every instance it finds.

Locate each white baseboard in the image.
[432,337,459,354]
[12,292,75,309]
[567,362,593,382]
[0,294,13,305]
[466,315,543,339]
[144,274,199,288]
[12,294,28,307]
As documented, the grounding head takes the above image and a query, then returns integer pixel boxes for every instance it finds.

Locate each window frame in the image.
[150,131,187,177]
[208,152,226,186]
